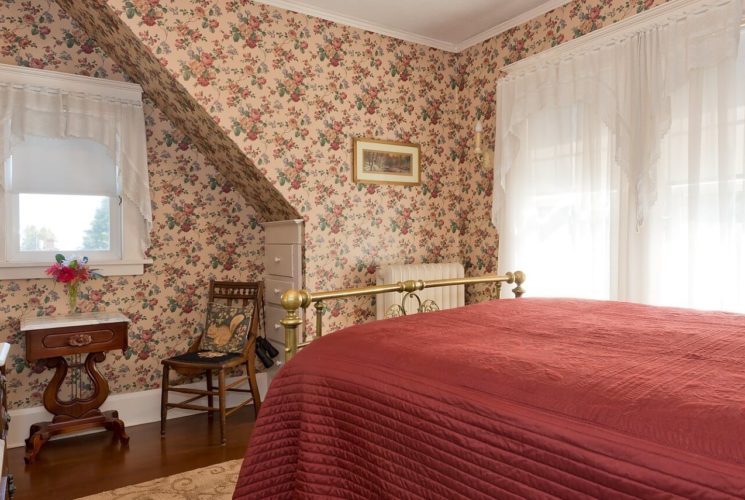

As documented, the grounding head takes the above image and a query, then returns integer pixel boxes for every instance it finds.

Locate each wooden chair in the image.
[160,280,263,445]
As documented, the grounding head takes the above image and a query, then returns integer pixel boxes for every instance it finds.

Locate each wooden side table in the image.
[0,343,13,499]
[21,312,130,463]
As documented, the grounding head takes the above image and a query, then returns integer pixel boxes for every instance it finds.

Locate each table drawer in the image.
[264,244,297,278]
[265,277,294,306]
[26,322,128,361]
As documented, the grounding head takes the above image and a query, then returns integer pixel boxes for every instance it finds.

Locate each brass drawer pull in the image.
[68,334,93,347]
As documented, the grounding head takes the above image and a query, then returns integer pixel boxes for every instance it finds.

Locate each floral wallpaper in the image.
[0,0,264,408]
[79,0,468,335]
[94,0,668,310]
[0,0,669,409]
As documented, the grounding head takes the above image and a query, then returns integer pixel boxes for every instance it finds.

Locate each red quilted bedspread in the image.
[234,298,745,499]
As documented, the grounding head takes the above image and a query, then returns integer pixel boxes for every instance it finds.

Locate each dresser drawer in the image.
[265,277,295,306]
[264,244,298,278]
[264,220,303,245]
[26,322,128,361]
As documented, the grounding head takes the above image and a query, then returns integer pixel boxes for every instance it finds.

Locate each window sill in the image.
[0,260,153,280]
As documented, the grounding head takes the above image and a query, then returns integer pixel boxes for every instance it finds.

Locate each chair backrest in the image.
[208,280,264,356]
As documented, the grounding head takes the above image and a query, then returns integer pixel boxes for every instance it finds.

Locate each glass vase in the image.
[66,281,80,314]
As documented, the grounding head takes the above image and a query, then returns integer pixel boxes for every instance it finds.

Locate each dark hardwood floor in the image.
[8,408,256,499]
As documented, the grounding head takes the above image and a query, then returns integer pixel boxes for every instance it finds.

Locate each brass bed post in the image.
[280,288,310,362]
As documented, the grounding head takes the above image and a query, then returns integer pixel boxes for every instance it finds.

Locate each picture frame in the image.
[352,137,421,186]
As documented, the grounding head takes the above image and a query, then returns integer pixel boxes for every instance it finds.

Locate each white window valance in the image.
[493,0,743,229]
[0,63,152,252]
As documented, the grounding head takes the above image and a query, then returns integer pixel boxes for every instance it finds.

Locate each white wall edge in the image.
[253,0,460,52]
[0,261,152,280]
[454,0,572,52]
[253,0,573,53]
[0,63,142,103]
[7,370,274,449]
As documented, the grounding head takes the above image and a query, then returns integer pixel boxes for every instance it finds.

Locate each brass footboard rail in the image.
[279,271,526,361]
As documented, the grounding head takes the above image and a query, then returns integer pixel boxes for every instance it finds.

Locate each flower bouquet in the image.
[45,254,101,313]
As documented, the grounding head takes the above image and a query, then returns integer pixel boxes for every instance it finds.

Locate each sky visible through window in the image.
[18,193,110,252]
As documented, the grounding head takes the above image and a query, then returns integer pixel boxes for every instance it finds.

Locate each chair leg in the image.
[245,358,262,415]
[160,364,170,438]
[206,370,214,421]
[218,368,227,445]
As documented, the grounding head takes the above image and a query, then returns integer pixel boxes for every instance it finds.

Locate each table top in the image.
[20,312,130,332]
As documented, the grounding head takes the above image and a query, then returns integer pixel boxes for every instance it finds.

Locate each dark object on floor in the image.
[256,336,279,358]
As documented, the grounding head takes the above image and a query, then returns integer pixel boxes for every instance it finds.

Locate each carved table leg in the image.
[24,427,51,464]
[104,410,129,444]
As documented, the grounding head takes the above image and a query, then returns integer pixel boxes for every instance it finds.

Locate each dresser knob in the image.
[68,334,93,347]
[273,257,281,263]
[274,323,281,330]
[273,288,281,295]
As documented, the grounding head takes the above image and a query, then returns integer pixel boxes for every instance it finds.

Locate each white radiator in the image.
[376,262,465,319]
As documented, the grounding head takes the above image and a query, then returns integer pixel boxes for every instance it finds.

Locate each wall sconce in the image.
[474,121,492,169]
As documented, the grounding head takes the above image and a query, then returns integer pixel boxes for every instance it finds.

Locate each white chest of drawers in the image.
[263,220,304,367]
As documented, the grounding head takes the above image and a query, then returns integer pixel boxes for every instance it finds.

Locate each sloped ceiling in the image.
[55,0,300,222]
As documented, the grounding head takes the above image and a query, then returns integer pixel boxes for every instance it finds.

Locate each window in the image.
[0,63,152,279]
[494,3,745,313]
[4,136,121,263]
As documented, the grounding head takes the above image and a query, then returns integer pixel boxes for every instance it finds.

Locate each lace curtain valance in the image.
[493,0,743,229]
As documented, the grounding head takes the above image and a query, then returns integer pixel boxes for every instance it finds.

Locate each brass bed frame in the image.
[279,270,526,361]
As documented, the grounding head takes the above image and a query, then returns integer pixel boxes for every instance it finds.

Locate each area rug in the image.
[77,459,243,499]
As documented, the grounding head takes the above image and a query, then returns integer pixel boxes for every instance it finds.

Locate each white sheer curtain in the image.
[495,0,745,312]
[0,76,152,252]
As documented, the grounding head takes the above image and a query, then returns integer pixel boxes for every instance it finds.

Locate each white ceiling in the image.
[255,0,571,52]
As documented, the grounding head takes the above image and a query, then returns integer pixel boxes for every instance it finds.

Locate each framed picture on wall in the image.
[352,137,421,186]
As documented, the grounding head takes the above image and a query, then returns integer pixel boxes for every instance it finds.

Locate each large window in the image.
[494,3,745,313]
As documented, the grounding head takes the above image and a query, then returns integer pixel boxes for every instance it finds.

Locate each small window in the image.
[0,63,151,279]
[3,136,122,263]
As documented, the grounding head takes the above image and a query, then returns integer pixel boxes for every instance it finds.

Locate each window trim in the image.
[0,190,151,280]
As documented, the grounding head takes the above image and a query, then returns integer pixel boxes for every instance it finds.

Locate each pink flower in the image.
[200,52,214,66]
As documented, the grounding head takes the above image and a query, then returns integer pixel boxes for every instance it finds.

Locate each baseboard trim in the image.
[7,370,274,449]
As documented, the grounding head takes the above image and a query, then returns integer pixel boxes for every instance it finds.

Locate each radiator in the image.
[376,263,465,319]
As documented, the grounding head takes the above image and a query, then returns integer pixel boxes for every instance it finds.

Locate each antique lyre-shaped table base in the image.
[21,312,130,463]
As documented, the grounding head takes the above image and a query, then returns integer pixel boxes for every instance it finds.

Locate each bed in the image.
[233,275,745,499]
